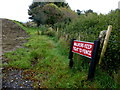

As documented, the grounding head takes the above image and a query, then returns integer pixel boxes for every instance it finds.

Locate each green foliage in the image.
[42,3,63,25]
[99,9,120,74]
[13,20,40,35]
[29,3,63,26]
[55,13,100,42]
[4,48,31,69]
[60,7,78,23]
[84,9,94,15]
[77,9,82,15]
[56,9,120,71]
[4,21,120,88]
[53,2,70,8]
[29,2,69,10]
[41,27,56,37]
[44,30,56,37]
[28,2,77,26]
[94,68,120,88]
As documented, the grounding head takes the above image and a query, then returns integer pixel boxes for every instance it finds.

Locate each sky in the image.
[0,0,119,22]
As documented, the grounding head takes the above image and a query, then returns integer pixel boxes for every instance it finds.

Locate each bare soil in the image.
[1,19,33,89]
[2,19,28,53]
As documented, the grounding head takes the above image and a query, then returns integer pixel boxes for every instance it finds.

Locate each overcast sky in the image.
[0,0,119,22]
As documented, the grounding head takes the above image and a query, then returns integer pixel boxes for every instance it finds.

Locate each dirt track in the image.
[2,19,28,53]
[1,19,33,89]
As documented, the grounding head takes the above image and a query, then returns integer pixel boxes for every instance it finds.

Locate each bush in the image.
[55,9,120,77]
[41,27,56,37]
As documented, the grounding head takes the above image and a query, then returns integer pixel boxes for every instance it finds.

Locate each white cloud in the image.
[0,0,33,22]
[66,0,119,14]
[0,0,119,22]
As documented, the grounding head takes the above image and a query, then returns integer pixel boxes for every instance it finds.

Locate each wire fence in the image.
[108,40,120,43]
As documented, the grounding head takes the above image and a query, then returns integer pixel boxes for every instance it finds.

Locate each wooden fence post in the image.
[88,40,100,80]
[98,30,107,45]
[69,39,76,68]
[99,25,112,64]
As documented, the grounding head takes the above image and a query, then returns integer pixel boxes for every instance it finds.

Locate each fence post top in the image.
[108,25,112,28]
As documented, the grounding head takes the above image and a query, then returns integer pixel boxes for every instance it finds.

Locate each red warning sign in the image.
[72,40,94,58]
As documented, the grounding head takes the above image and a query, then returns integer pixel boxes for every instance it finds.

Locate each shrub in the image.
[41,27,56,37]
[55,9,120,77]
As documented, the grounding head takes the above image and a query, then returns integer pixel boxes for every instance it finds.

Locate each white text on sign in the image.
[72,40,94,58]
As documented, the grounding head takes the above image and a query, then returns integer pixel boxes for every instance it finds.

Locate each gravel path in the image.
[2,68,33,89]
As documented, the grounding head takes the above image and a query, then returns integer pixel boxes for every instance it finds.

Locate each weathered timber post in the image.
[99,25,112,64]
[98,30,107,45]
[69,39,76,68]
[87,40,100,80]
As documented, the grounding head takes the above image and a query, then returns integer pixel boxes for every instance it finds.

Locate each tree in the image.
[77,9,82,15]
[61,8,78,24]
[42,3,63,25]
[28,5,47,26]
[84,9,94,16]
[53,2,69,8]
[28,2,70,26]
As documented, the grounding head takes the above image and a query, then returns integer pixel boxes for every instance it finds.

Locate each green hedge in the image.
[54,9,120,76]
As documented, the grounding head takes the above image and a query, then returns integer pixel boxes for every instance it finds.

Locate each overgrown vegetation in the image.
[53,9,120,76]
[3,1,120,88]
[53,9,120,86]
[3,18,120,88]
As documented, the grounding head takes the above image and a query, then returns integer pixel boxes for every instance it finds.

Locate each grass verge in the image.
[3,21,120,88]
